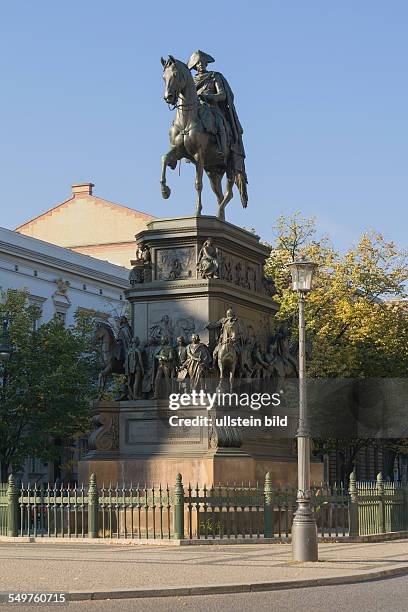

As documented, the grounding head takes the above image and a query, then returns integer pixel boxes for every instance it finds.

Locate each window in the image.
[28,295,46,330]
[55,311,67,326]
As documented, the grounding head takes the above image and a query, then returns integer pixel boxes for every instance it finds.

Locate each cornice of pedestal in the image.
[136,215,271,260]
[125,278,278,312]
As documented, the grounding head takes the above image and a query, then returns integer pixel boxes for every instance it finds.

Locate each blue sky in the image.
[0,1,407,250]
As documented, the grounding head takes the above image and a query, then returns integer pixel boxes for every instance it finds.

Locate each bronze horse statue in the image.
[94,322,124,395]
[267,354,298,391]
[161,55,247,221]
[213,320,242,391]
[264,329,299,391]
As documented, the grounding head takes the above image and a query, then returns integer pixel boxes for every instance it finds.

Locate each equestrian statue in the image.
[94,316,132,396]
[161,51,248,220]
[207,308,244,390]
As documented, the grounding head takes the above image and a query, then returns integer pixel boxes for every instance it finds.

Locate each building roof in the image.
[15,183,155,249]
[0,225,129,288]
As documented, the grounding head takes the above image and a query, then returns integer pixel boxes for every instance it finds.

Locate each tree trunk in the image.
[1,462,10,483]
[382,449,396,481]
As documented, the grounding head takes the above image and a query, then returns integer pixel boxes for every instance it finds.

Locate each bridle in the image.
[167,100,198,111]
[165,65,198,112]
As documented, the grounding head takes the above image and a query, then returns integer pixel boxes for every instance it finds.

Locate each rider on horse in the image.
[115,316,132,363]
[207,308,244,361]
[268,326,299,377]
[187,50,248,200]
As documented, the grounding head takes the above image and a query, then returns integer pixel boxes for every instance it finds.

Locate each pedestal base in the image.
[79,400,324,486]
[79,452,323,487]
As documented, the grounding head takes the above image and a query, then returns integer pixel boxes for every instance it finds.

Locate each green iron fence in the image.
[0,472,406,540]
[185,478,348,539]
[19,481,88,538]
[349,471,408,536]
[0,481,9,535]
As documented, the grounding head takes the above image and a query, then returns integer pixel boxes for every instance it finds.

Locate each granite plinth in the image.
[79,400,323,486]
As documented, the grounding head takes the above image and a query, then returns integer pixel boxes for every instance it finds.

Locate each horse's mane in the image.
[97,320,115,337]
[174,58,194,88]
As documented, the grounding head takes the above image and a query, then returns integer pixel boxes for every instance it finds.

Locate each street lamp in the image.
[288,257,318,562]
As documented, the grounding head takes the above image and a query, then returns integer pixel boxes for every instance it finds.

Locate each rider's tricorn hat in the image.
[187,50,215,70]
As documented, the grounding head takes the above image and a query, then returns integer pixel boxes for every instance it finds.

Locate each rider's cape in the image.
[214,71,244,154]
[195,71,245,159]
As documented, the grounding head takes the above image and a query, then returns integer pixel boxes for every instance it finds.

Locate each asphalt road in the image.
[2,575,408,612]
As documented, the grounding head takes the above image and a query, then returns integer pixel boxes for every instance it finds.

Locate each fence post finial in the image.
[376,471,385,534]
[349,471,357,499]
[7,473,19,537]
[263,472,273,539]
[348,470,359,537]
[173,473,184,540]
[88,473,98,539]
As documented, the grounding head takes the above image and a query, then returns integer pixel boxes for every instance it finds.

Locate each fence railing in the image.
[0,481,9,536]
[349,471,408,536]
[1,472,407,540]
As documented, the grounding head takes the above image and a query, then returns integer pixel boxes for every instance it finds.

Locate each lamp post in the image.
[288,257,318,562]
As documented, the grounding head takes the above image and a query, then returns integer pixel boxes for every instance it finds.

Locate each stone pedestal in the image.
[79,400,323,486]
[126,215,278,350]
[79,216,324,486]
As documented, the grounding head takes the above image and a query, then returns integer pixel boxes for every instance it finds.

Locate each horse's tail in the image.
[235,171,248,208]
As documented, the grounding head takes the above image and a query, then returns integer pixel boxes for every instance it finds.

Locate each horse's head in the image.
[94,321,103,341]
[161,55,188,106]
[94,321,114,343]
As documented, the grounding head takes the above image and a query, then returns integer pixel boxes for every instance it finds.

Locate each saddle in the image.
[197,103,217,135]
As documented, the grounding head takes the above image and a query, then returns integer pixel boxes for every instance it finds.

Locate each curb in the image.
[1,532,407,545]
[0,536,283,546]
[65,565,408,601]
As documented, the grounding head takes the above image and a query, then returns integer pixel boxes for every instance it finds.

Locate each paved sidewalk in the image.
[0,540,407,600]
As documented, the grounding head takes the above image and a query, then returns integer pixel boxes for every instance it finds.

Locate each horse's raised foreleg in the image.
[160,149,178,199]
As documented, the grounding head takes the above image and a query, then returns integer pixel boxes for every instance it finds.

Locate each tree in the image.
[0,289,99,481]
[264,213,408,480]
[265,212,408,377]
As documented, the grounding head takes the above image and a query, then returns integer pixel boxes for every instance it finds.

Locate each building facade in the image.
[0,226,131,483]
[0,226,129,326]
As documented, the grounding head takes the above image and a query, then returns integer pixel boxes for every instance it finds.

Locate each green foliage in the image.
[0,290,99,480]
[265,214,408,475]
[199,519,224,537]
[265,212,408,378]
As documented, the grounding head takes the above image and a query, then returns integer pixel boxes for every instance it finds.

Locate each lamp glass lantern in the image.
[288,258,317,293]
